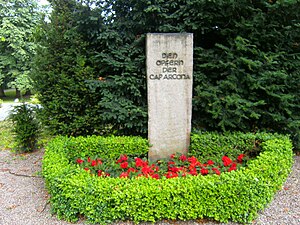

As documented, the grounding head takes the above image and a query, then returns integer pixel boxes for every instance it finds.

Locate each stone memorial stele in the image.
[147,33,193,161]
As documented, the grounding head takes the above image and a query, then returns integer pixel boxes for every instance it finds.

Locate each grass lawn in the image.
[1,89,32,103]
[0,120,14,150]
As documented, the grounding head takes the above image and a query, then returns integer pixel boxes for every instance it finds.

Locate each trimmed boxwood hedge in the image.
[42,133,294,224]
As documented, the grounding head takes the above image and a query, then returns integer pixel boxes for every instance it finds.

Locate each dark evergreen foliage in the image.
[32,0,300,147]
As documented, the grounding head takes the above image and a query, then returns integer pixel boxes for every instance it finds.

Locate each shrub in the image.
[9,103,40,152]
[43,132,294,224]
[31,0,104,136]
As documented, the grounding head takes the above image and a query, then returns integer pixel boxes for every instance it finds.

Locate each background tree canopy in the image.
[0,0,44,97]
[31,0,300,148]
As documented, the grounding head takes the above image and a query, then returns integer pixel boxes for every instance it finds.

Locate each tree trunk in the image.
[24,89,31,96]
[0,87,5,97]
[16,88,21,98]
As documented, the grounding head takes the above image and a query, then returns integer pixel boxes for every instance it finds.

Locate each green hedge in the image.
[189,131,285,162]
[42,133,294,224]
[55,135,149,161]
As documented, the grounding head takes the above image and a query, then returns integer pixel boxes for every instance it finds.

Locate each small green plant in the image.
[29,94,40,104]
[9,103,40,152]
[0,99,3,107]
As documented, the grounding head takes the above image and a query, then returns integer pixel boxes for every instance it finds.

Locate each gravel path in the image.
[0,103,16,121]
[0,149,299,225]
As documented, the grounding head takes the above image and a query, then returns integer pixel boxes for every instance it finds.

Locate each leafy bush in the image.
[9,103,40,152]
[43,132,294,224]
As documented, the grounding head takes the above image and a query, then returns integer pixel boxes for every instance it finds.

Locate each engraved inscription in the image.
[150,53,190,80]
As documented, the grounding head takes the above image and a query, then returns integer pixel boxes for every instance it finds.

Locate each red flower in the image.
[120,172,129,178]
[151,164,159,172]
[135,158,147,167]
[121,154,128,161]
[141,165,153,175]
[91,160,97,167]
[117,154,128,163]
[188,156,201,169]
[200,168,209,175]
[151,174,160,179]
[207,160,214,166]
[237,154,245,163]
[228,163,237,172]
[168,161,175,166]
[212,168,221,175]
[222,156,232,167]
[170,154,176,159]
[76,159,84,164]
[127,167,137,173]
[120,161,128,169]
[165,171,178,178]
[81,153,246,179]
[179,154,187,161]
[188,168,198,176]
[179,166,186,172]
[169,166,180,173]
[188,156,197,164]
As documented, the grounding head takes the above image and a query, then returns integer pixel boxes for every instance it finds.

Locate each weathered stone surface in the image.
[147,33,193,161]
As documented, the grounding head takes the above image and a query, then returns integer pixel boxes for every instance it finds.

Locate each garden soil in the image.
[0,149,299,225]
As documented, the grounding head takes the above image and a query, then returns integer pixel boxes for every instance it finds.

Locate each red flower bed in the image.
[76,153,246,179]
